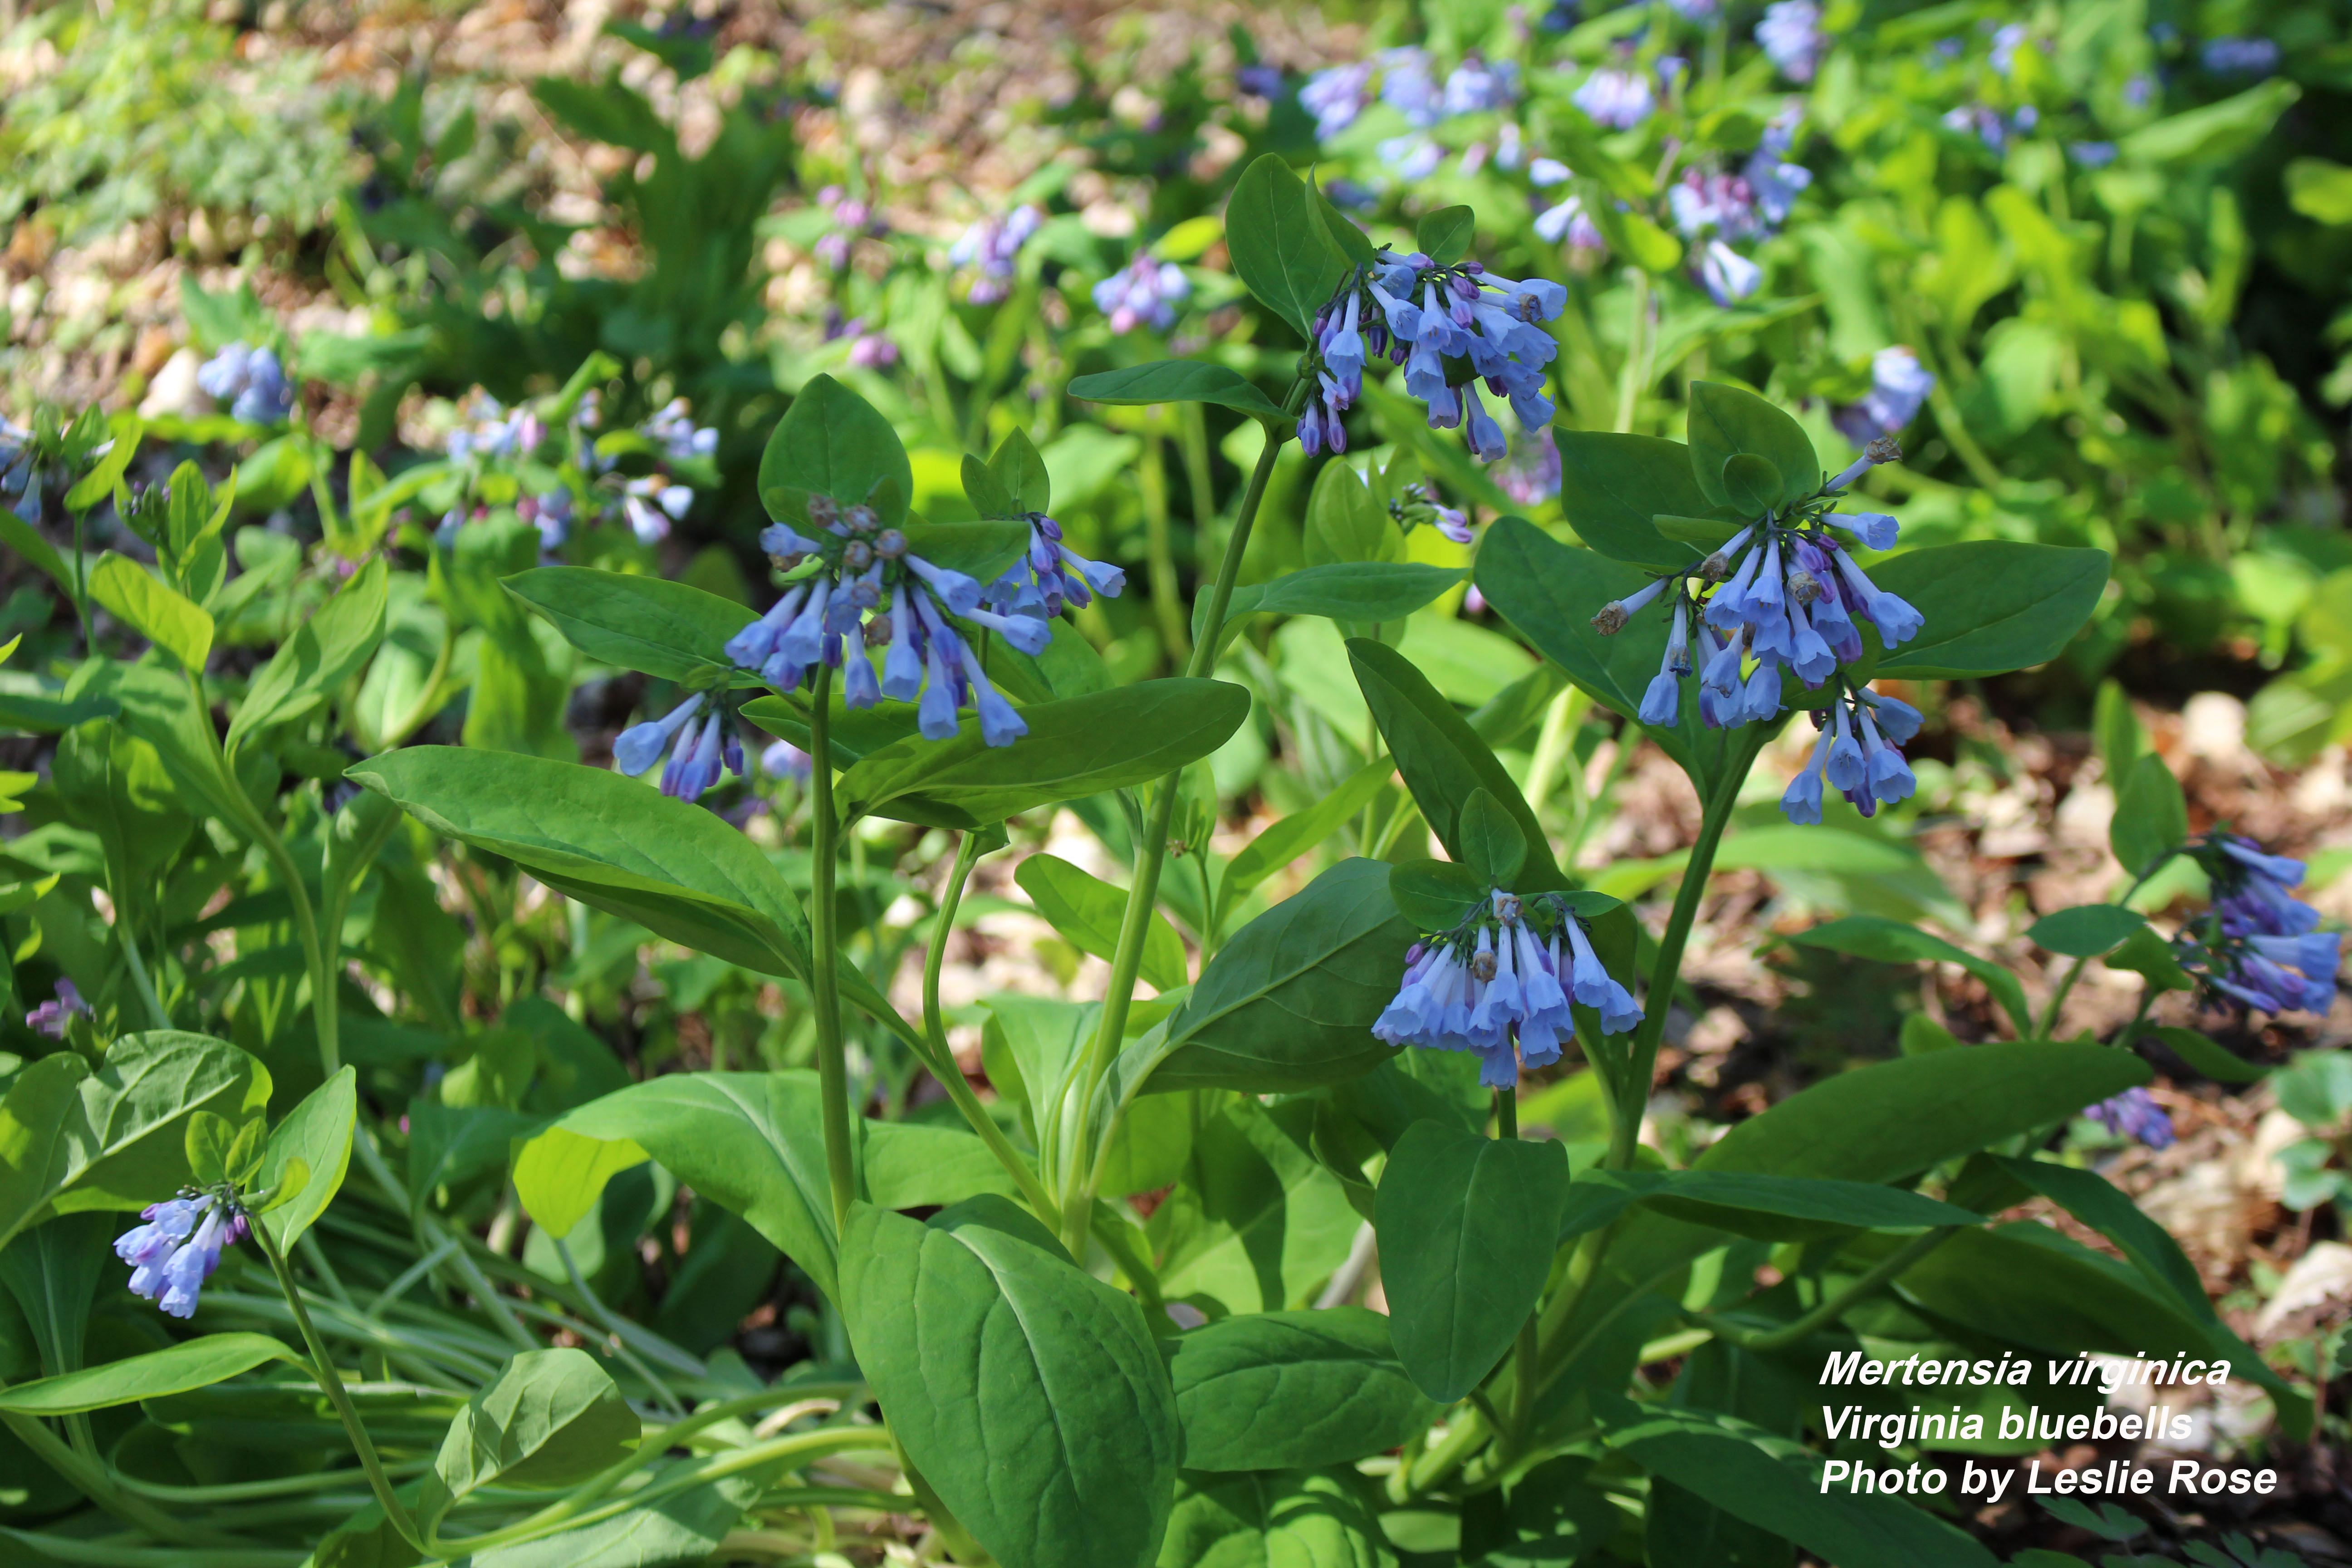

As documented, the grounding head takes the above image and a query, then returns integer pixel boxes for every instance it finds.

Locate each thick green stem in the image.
[1062,389,1304,1252]
[1607,727,1769,1170]
[1710,1227,1959,1353]
[252,1220,424,1553]
[806,664,856,1234]
[924,833,1062,1232]
[1494,1086,1517,1140]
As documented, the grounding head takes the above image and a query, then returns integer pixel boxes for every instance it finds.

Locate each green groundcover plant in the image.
[0,148,2336,1567]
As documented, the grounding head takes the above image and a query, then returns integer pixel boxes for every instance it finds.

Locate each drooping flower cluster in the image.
[116,1191,245,1319]
[443,390,544,461]
[2087,1087,2176,1150]
[613,691,745,802]
[25,978,89,1038]
[1757,0,1828,83]
[2174,835,2342,1017]
[1592,438,1930,823]
[2200,37,2281,77]
[812,185,889,271]
[828,312,900,369]
[425,385,715,553]
[1093,252,1191,335]
[724,493,1107,754]
[1831,348,1936,449]
[948,206,1043,305]
[197,342,293,425]
[1531,160,1604,254]
[1572,62,1655,130]
[1376,890,1642,1089]
[980,512,1126,618]
[1667,110,1812,304]
[1298,254,1563,463]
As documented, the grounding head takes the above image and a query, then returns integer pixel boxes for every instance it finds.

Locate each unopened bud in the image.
[1167,838,1189,859]
[769,551,806,572]
[863,613,893,646]
[1865,435,1902,465]
[807,495,840,527]
[844,504,878,534]
[1471,950,1498,982]
[874,528,907,559]
[842,539,874,570]
[1787,568,1821,605]
[1699,551,1729,582]
[1592,602,1630,635]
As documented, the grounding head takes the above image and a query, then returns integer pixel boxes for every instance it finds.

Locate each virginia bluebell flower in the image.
[730,494,1044,748]
[612,693,747,804]
[2170,834,2342,1017]
[983,511,1127,618]
[1699,240,1763,305]
[2086,1087,2175,1149]
[1093,252,1191,334]
[949,206,1044,305]
[812,186,889,271]
[1496,426,1564,508]
[1301,62,1375,138]
[1989,23,2030,75]
[1388,483,1475,544]
[1302,253,1563,463]
[1379,47,1443,127]
[197,343,293,424]
[24,979,89,1039]
[1833,347,1936,447]
[760,738,813,783]
[1573,64,1654,129]
[116,1191,246,1319]
[2200,37,2280,77]
[1757,0,1828,83]
[621,475,693,544]
[1236,63,1284,99]
[1590,440,1926,821]
[1443,55,1519,115]
[1375,890,1640,1089]
[642,398,719,462]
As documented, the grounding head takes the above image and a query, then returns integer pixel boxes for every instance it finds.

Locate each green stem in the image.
[1709,1227,1959,1353]
[923,832,1061,1231]
[1494,1086,1517,1140]
[1607,726,1769,1169]
[1061,387,1306,1254]
[554,1236,684,1416]
[251,1220,425,1553]
[2037,955,2089,1040]
[806,663,856,1234]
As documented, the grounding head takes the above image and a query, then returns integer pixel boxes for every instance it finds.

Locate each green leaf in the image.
[467,1469,764,1568]
[419,1348,639,1534]
[513,1071,852,1301]
[1348,638,1563,890]
[987,428,1052,514]
[1309,172,1379,270]
[2105,926,2194,993]
[1602,1403,1998,1568]
[1387,858,1491,930]
[2110,753,2188,879]
[2119,79,2298,165]
[2029,904,2146,958]
[757,374,913,529]
[185,1112,237,1185]
[1686,383,1819,513]
[228,559,389,749]
[1304,460,1404,568]
[1156,1468,1391,1568]
[88,554,214,672]
[1212,563,1465,650]
[0,1032,269,1252]
[837,679,1249,830]
[842,1196,1180,1568]
[1989,1156,2310,1438]
[62,416,141,513]
[1456,789,1527,887]
[1161,1307,1437,1471]
[1698,1043,2149,1185]
[1784,917,2032,1039]
[1416,206,1476,266]
[349,748,911,1045]
[897,518,1035,583]
[1219,753,1394,913]
[257,1067,356,1250]
[1560,1167,1981,1245]
[1150,1099,1362,1314]
[1015,854,1188,993]
[1068,362,1287,421]
[2286,157,2352,225]
[1225,155,1351,338]
[1377,1119,1570,1403]
[962,453,1014,517]
[1867,543,2111,680]
[1474,518,1746,789]
[1553,433,1716,569]
[1151,858,1414,1093]
[2139,1024,2264,1085]
[0,1333,299,1415]
[504,567,756,688]
[1718,452,1783,515]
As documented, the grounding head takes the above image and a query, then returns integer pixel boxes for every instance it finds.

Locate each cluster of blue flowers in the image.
[429,389,715,552]
[1757,0,1828,83]
[1092,251,1191,335]
[2087,1087,2176,1150]
[948,206,1043,305]
[1299,254,1563,463]
[115,1191,244,1319]
[812,185,888,272]
[2177,835,2342,1018]
[1591,438,1929,822]
[1831,348,1936,449]
[24,978,88,1038]
[1375,890,1641,1090]
[980,511,1126,619]
[1667,110,1813,305]
[1388,482,1474,545]
[196,342,294,424]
